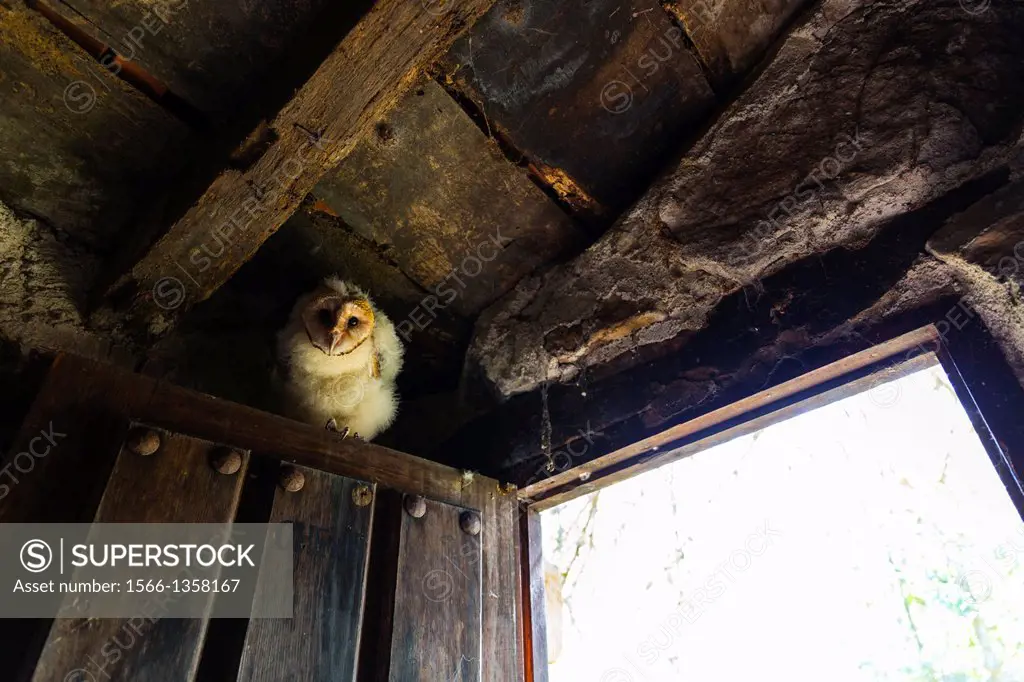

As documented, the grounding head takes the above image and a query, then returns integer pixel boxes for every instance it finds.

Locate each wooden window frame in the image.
[516,322,1024,681]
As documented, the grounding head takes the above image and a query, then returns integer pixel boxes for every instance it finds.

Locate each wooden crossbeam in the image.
[103,0,497,332]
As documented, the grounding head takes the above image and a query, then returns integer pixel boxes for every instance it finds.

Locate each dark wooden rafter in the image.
[520,326,942,509]
[104,0,499,333]
[0,2,190,246]
[519,326,941,502]
[441,0,716,218]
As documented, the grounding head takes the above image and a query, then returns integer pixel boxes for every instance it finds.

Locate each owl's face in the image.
[301,291,375,356]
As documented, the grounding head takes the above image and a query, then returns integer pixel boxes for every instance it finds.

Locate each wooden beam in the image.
[518,325,941,503]
[528,351,940,512]
[1,352,523,680]
[519,510,549,682]
[0,353,485,521]
[0,2,189,245]
[104,0,498,332]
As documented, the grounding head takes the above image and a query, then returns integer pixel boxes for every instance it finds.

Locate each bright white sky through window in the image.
[541,359,1024,682]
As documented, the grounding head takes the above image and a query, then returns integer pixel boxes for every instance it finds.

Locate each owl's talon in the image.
[325,419,351,438]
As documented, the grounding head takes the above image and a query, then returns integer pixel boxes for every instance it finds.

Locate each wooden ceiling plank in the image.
[0,2,189,245]
[314,79,584,318]
[104,0,499,335]
[441,0,716,217]
[47,0,342,115]
[664,0,814,89]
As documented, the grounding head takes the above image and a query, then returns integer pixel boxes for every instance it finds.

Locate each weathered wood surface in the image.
[529,348,941,512]
[105,0,500,335]
[0,355,155,682]
[518,325,941,502]
[93,425,248,522]
[314,79,582,317]
[357,489,403,682]
[2,353,522,681]
[444,181,998,479]
[4,354,475,505]
[389,497,482,682]
[529,351,941,512]
[463,0,1024,403]
[238,466,373,682]
[476,476,522,682]
[442,0,715,214]
[520,511,548,682]
[665,0,812,88]
[30,427,248,682]
[926,179,1024,392]
[53,0,341,115]
[928,178,1024,282]
[0,2,188,245]
[2,351,523,520]
[364,487,521,682]
[0,356,149,525]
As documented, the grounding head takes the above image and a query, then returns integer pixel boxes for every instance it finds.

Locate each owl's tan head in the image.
[300,285,375,357]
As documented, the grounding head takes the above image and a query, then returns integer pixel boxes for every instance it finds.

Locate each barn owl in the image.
[277,277,404,440]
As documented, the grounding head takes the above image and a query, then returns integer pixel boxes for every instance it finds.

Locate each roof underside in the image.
[2,0,1023,474]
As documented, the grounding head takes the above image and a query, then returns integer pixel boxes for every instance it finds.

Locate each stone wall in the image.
[467,0,1024,403]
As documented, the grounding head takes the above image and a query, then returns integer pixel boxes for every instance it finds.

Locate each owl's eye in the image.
[317,309,333,327]
[347,316,360,328]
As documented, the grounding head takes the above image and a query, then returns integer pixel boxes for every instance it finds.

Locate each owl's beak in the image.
[328,327,344,355]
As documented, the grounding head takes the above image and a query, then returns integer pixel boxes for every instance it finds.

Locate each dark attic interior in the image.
[4,0,1024,478]
[3,0,1024,677]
